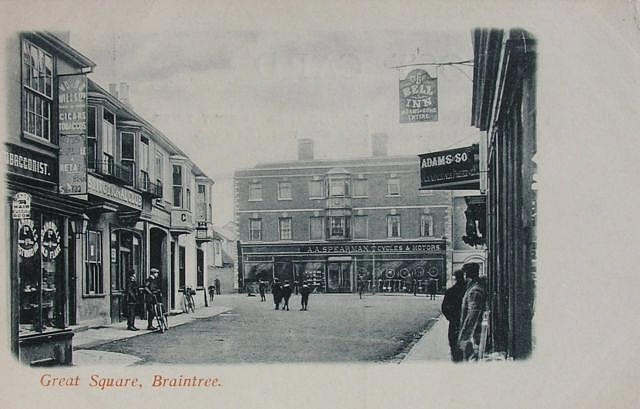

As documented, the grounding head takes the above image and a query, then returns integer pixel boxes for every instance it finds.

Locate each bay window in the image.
[172,165,183,207]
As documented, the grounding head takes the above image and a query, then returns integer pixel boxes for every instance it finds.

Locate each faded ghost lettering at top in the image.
[58,75,87,134]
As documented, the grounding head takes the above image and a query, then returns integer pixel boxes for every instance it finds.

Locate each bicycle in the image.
[182,287,196,313]
[152,294,169,332]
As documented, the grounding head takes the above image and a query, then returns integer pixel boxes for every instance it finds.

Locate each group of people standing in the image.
[441,262,488,362]
[258,278,313,311]
[125,267,163,331]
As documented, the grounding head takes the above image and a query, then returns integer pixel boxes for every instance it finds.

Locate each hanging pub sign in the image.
[419,144,480,190]
[12,192,31,219]
[58,74,87,135]
[399,69,438,123]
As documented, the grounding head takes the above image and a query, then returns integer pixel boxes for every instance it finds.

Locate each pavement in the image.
[401,313,450,362]
[72,304,232,366]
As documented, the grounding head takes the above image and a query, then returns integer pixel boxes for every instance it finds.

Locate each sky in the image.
[69,29,477,225]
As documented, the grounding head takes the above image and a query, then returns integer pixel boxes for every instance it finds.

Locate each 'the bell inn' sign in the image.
[399,69,438,123]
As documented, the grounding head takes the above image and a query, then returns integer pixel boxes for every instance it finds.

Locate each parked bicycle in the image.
[182,287,196,313]
[151,293,169,332]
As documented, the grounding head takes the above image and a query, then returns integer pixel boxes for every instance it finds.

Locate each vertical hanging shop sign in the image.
[399,69,438,123]
[58,74,88,195]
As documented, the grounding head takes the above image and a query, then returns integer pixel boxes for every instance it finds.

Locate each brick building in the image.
[234,135,455,294]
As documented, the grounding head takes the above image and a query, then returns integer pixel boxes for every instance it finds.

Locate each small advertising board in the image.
[418,144,480,190]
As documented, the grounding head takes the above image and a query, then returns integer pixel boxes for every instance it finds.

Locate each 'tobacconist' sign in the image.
[87,174,142,210]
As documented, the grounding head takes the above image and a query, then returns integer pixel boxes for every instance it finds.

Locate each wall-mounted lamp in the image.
[70,214,90,238]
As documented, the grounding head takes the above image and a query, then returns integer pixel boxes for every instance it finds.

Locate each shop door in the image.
[327,262,352,292]
[110,250,129,323]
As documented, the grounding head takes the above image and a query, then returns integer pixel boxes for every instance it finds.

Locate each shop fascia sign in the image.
[4,144,57,184]
[301,242,446,254]
[87,174,143,210]
[418,144,480,190]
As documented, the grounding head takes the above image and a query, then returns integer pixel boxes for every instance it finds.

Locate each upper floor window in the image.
[140,136,149,173]
[277,182,292,200]
[172,165,183,207]
[249,219,262,241]
[387,215,401,238]
[249,183,262,201]
[309,216,324,240]
[121,131,135,185]
[328,179,350,197]
[327,216,350,240]
[278,217,292,240]
[102,110,115,162]
[309,180,323,198]
[420,214,434,237]
[87,106,97,169]
[387,178,400,196]
[353,215,368,239]
[155,151,164,203]
[353,179,368,197]
[22,40,53,142]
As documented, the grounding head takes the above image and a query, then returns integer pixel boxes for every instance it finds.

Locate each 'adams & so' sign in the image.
[419,144,479,190]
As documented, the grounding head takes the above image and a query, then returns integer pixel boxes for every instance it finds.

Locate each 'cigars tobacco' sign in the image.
[58,75,87,134]
[399,69,438,123]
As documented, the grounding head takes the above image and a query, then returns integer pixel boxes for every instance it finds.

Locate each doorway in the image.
[327,262,352,292]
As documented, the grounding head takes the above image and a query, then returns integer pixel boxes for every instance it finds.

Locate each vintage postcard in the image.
[1,1,639,408]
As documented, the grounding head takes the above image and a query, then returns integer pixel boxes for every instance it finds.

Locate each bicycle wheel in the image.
[154,305,165,333]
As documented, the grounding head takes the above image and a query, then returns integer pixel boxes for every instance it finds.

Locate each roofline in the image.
[33,32,96,69]
[87,79,213,180]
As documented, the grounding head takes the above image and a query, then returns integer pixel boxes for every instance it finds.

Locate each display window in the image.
[293,262,325,290]
[16,211,65,335]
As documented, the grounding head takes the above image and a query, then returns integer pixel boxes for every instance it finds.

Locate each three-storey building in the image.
[234,135,454,294]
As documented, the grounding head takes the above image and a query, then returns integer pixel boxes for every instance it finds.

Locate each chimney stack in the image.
[119,82,130,105]
[297,138,314,161]
[108,83,118,98]
[371,133,388,156]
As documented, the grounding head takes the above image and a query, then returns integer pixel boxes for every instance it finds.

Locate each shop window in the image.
[309,216,324,240]
[277,182,292,200]
[279,217,292,240]
[245,262,273,282]
[87,106,97,169]
[387,215,401,238]
[249,182,262,201]
[111,231,142,292]
[420,214,434,237]
[249,218,262,241]
[353,215,368,239]
[22,40,53,143]
[327,216,350,239]
[172,165,183,207]
[387,178,400,196]
[17,213,65,335]
[353,179,368,197]
[85,230,104,295]
[179,246,186,290]
[308,180,323,198]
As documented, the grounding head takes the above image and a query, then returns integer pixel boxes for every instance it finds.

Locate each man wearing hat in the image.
[271,278,282,310]
[144,268,161,330]
[126,270,139,331]
[441,269,466,362]
[457,262,487,361]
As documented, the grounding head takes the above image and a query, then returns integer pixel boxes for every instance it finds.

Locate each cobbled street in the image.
[85,294,442,364]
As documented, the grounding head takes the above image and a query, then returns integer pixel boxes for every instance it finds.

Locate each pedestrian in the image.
[427,278,437,300]
[441,269,466,362]
[299,281,311,310]
[214,277,221,295]
[281,280,293,311]
[457,263,487,361]
[143,268,161,330]
[271,278,282,310]
[258,280,266,302]
[125,270,139,331]
[208,284,215,301]
[357,275,365,299]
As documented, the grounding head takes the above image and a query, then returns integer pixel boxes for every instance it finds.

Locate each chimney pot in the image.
[297,138,314,161]
[119,82,130,105]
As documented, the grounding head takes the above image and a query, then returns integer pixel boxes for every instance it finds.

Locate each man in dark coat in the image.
[271,278,282,310]
[126,271,139,331]
[299,281,312,311]
[281,280,293,311]
[214,277,221,295]
[258,280,266,302]
[441,269,466,362]
[143,268,161,330]
[458,263,487,361]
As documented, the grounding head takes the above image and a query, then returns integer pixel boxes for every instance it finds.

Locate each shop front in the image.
[6,143,87,365]
[241,240,447,294]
